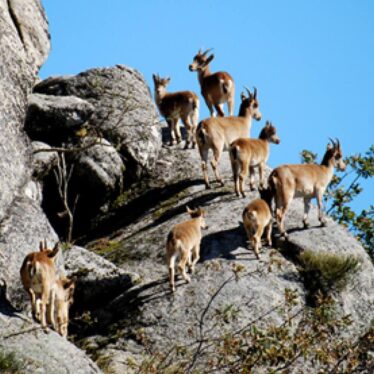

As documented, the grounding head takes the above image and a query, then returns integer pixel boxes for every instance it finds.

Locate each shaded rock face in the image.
[71,137,125,207]
[34,65,162,181]
[39,136,126,239]
[31,140,59,179]
[63,245,135,310]
[25,93,95,144]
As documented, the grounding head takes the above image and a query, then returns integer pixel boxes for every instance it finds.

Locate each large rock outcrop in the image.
[33,65,162,180]
[24,66,162,236]
[25,93,95,144]
[72,134,374,372]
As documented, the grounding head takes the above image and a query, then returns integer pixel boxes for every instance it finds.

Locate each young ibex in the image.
[242,188,273,259]
[230,121,281,197]
[197,87,262,189]
[269,139,346,236]
[20,240,59,331]
[50,276,75,338]
[189,49,234,117]
[166,206,207,292]
[153,74,199,148]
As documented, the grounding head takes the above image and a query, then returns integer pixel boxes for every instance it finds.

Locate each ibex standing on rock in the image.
[50,276,75,338]
[20,240,59,332]
[153,74,199,148]
[189,49,235,117]
[230,121,281,197]
[196,87,262,189]
[242,188,274,259]
[166,207,207,292]
[269,139,346,237]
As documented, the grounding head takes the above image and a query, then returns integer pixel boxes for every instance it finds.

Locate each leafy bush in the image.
[136,288,370,373]
[299,250,361,296]
[0,349,24,374]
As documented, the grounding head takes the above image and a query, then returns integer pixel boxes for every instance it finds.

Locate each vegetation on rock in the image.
[0,349,24,374]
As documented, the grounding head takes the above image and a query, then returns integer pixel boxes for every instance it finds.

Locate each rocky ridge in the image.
[0,1,373,373]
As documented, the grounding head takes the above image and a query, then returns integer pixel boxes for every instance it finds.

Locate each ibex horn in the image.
[244,86,252,98]
[202,48,213,57]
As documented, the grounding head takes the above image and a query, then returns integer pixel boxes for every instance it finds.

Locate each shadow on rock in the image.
[201,223,249,262]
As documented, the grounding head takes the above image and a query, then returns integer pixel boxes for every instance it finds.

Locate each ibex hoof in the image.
[205,184,211,190]
[320,220,327,227]
[303,221,310,229]
[241,193,246,198]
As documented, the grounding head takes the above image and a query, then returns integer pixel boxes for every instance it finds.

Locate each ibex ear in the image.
[39,241,44,251]
[326,143,332,150]
[166,77,171,84]
[206,54,215,64]
[241,92,246,101]
[265,120,270,127]
[48,242,60,259]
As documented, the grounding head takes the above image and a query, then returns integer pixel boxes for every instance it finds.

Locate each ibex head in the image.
[189,48,214,72]
[152,74,171,97]
[239,86,262,121]
[326,138,346,171]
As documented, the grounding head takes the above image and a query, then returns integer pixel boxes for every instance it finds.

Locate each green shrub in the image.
[0,349,24,373]
[299,250,361,296]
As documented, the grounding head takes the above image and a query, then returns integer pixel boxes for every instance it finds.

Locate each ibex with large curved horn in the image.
[268,139,346,236]
[189,48,235,117]
[196,87,262,189]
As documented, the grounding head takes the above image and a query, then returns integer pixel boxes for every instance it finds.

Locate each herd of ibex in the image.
[157,48,346,291]
[20,48,346,337]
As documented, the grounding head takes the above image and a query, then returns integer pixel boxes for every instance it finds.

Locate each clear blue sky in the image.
[40,0,373,212]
